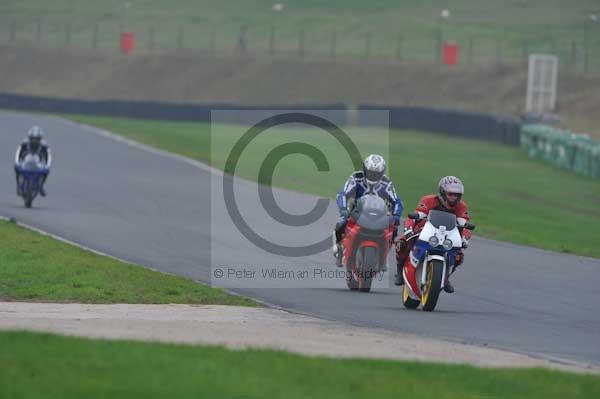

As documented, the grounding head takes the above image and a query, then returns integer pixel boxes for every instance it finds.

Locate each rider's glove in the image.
[403,226,418,240]
[461,237,469,249]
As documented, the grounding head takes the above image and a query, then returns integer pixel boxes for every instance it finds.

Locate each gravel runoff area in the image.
[0,302,596,374]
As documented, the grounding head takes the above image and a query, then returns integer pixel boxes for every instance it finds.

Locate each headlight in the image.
[428,236,439,247]
[442,239,453,250]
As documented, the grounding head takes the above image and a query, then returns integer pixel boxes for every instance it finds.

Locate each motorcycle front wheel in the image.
[23,180,33,208]
[358,246,377,292]
[402,284,420,309]
[421,259,444,312]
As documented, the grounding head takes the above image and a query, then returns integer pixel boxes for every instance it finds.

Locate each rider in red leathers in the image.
[395,176,472,293]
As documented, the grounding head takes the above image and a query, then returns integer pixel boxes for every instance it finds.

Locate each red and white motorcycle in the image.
[341,194,395,292]
[402,210,475,311]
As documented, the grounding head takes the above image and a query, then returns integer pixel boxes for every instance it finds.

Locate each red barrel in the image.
[443,42,459,66]
[120,32,135,54]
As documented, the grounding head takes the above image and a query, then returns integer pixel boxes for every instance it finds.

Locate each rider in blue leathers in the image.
[333,154,403,266]
[15,126,52,197]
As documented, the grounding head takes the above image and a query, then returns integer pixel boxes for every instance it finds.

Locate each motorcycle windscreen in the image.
[354,194,391,230]
[427,210,457,230]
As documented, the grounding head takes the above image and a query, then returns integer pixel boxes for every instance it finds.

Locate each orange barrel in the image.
[443,42,459,66]
[120,32,135,54]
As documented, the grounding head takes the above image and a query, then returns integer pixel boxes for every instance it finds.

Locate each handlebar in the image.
[15,163,49,172]
[463,222,476,231]
[407,212,476,230]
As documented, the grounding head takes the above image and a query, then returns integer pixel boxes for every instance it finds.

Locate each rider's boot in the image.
[443,274,455,293]
[394,246,408,286]
[332,233,343,268]
[334,243,343,268]
[394,262,404,286]
[39,175,47,197]
[444,252,463,293]
[333,246,343,267]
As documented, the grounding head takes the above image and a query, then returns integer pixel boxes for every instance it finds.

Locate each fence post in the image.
[35,18,42,44]
[118,23,123,51]
[569,40,577,68]
[330,30,336,57]
[583,20,589,73]
[148,26,155,52]
[298,28,305,57]
[550,38,557,55]
[522,39,529,64]
[435,22,442,63]
[92,23,99,49]
[395,33,403,61]
[64,22,71,47]
[365,31,371,57]
[495,39,502,65]
[9,19,16,42]
[235,25,247,54]
[177,26,184,49]
[467,36,474,65]
[269,24,275,55]
[209,26,216,55]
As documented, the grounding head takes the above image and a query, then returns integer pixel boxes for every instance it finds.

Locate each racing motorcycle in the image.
[402,210,475,311]
[16,154,48,208]
[341,194,395,292]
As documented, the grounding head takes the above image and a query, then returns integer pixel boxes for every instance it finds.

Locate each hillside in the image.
[1,46,598,136]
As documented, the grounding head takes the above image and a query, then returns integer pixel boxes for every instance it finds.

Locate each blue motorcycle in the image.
[16,154,48,208]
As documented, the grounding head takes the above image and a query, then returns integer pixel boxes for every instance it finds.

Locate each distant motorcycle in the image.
[16,154,48,208]
[341,193,395,292]
[402,210,475,311]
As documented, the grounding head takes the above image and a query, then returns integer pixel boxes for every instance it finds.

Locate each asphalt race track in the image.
[1,111,599,367]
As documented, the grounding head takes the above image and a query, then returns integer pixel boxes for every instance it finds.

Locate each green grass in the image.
[66,114,600,258]
[1,0,599,68]
[0,219,257,305]
[1,331,598,399]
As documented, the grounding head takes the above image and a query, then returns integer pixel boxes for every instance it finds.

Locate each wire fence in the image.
[2,17,600,72]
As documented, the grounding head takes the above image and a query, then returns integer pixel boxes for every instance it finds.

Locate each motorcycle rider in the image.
[333,154,403,267]
[394,176,471,293]
[15,126,52,197]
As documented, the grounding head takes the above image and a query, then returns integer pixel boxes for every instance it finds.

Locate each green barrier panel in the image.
[521,124,600,179]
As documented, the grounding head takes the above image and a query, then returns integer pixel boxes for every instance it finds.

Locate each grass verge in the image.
[0,219,257,306]
[65,114,600,258]
[0,331,598,399]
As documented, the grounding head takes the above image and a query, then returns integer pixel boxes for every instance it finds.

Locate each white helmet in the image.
[27,126,44,152]
[363,154,386,185]
[28,125,43,140]
[438,176,464,207]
